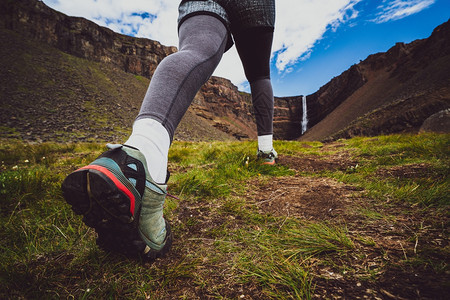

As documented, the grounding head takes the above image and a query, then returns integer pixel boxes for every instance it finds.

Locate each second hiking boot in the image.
[257,149,278,165]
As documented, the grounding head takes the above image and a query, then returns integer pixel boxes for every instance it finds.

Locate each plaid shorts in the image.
[178,0,275,51]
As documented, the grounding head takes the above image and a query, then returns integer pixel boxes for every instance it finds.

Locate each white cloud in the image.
[372,0,435,23]
[218,0,363,90]
[273,0,361,72]
[42,0,362,90]
[43,0,179,46]
[214,47,247,90]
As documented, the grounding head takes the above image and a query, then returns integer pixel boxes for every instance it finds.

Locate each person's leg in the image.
[62,14,229,260]
[125,14,228,183]
[250,78,274,151]
[234,28,277,161]
[126,15,228,256]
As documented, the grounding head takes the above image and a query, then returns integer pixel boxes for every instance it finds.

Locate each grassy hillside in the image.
[0,27,234,143]
[1,133,448,299]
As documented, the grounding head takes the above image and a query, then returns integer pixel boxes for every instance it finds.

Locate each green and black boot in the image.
[61,144,172,260]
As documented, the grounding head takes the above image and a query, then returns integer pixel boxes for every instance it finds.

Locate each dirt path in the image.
[240,154,449,299]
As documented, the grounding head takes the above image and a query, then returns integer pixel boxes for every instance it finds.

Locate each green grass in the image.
[169,141,294,199]
[327,133,450,207]
[0,133,448,298]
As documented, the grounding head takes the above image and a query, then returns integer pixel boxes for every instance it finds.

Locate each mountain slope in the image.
[0,27,235,142]
[300,20,450,141]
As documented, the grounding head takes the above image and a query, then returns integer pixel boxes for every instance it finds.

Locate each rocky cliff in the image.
[193,77,256,140]
[272,96,304,140]
[0,0,176,78]
[301,20,450,141]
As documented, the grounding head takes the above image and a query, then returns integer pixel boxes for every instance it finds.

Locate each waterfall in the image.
[301,95,308,134]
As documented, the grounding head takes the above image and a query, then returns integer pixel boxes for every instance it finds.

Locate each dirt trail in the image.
[240,154,449,299]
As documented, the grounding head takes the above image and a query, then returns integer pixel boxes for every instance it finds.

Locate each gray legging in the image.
[136,14,274,141]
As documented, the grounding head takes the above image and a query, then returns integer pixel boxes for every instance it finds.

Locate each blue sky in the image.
[272,0,450,96]
[42,0,450,97]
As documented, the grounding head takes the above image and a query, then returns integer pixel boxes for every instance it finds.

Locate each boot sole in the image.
[61,167,172,260]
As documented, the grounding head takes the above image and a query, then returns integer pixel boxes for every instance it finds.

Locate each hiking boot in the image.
[61,144,172,260]
[257,149,278,165]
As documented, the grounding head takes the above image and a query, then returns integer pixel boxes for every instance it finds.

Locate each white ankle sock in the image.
[258,134,273,152]
[125,118,170,183]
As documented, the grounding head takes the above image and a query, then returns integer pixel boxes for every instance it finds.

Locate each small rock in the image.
[420,109,450,133]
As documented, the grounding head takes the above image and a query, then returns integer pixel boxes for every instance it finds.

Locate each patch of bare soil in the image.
[244,153,449,299]
[374,163,437,179]
[277,149,358,173]
[247,176,361,220]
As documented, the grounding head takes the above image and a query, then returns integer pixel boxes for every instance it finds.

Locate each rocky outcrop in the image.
[0,0,176,78]
[273,96,303,140]
[420,109,450,134]
[306,65,367,130]
[329,92,450,140]
[193,77,257,140]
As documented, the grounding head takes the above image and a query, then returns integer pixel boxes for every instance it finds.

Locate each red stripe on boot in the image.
[79,165,136,215]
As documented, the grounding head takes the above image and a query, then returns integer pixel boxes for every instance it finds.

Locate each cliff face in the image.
[306,65,367,129]
[273,97,303,140]
[301,19,450,141]
[0,0,176,78]
[194,77,257,140]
